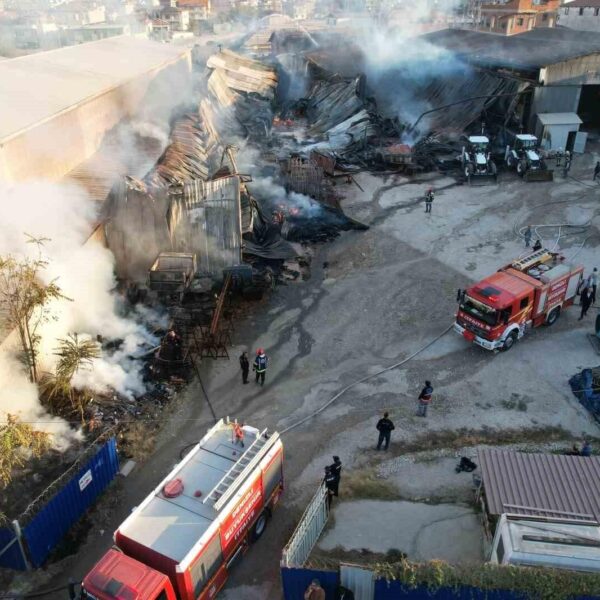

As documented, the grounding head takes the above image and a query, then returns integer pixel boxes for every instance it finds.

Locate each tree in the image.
[0,415,50,487]
[0,237,67,383]
[41,334,101,421]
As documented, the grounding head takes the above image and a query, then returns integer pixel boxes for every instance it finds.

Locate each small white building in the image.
[559,0,600,32]
[536,112,585,152]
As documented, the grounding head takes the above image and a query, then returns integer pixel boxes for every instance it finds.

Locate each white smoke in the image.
[0,179,159,442]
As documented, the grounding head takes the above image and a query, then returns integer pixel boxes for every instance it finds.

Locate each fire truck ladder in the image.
[511,249,552,271]
[203,429,278,512]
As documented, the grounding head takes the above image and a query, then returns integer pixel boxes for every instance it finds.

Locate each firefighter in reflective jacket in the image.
[232,422,245,447]
[254,348,268,386]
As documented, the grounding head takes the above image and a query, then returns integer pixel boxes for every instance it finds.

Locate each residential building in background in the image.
[559,0,600,31]
[474,0,559,35]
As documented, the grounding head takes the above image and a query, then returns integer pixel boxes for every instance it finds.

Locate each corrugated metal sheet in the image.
[478,449,600,522]
[169,176,243,275]
[206,50,277,100]
[22,438,119,568]
[340,564,374,600]
[145,115,209,187]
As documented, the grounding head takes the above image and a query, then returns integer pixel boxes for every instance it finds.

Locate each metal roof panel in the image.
[479,449,600,523]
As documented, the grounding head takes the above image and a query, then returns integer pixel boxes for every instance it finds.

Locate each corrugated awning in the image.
[478,449,600,523]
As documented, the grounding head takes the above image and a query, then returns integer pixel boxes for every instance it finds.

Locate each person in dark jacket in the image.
[327,456,342,496]
[324,466,338,509]
[594,161,600,181]
[239,351,249,384]
[579,287,592,320]
[376,412,395,450]
[253,348,268,385]
[533,239,542,252]
[417,381,433,417]
[425,188,434,213]
[581,440,592,457]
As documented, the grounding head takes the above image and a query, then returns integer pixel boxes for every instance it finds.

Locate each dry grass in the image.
[341,469,400,500]
[388,426,580,457]
[118,420,159,461]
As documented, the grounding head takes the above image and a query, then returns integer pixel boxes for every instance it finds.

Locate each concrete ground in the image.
[30,152,600,598]
[318,499,483,564]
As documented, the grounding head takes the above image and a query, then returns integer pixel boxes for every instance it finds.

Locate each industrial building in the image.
[0,36,192,183]
[423,27,600,150]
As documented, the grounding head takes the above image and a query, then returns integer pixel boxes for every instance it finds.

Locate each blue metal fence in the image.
[0,524,28,570]
[22,437,119,568]
[0,437,119,570]
[282,566,600,600]
[281,566,340,599]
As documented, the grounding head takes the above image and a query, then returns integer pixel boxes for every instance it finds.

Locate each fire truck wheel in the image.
[546,307,560,326]
[251,511,269,542]
[501,331,518,352]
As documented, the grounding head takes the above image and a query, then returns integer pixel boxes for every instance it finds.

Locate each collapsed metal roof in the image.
[422,27,600,71]
[479,449,600,523]
[206,49,278,100]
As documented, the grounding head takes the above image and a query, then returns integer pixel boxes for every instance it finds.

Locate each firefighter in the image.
[533,239,542,252]
[376,412,395,450]
[232,421,245,447]
[417,381,433,417]
[239,351,249,384]
[253,348,268,385]
[425,188,434,213]
[160,329,182,362]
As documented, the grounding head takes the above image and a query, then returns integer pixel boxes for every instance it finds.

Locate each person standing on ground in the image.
[524,225,532,248]
[239,351,249,384]
[253,348,268,385]
[328,456,342,497]
[324,466,337,509]
[579,287,592,321]
[581,440,592,457]
[305,579,326,600]
[376,412,395,450]
[417,381,433,417]
[594,161,600,181]
[425,188,434,213]
[589,268,598,305]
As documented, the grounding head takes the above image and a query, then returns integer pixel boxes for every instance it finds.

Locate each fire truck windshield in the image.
[460,295,498,326]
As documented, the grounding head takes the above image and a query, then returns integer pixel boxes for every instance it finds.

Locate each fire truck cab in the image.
[81,418,284,600]
[455,249,583,351]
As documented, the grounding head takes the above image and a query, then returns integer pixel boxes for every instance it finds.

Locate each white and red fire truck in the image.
[454,249,584,351]
[80,418,284,600]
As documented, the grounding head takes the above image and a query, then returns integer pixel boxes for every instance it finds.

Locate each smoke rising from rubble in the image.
[0,180,160,442]
[356,23,468,139]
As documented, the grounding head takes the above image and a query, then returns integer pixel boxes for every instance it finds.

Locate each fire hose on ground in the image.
[279,324,454,435]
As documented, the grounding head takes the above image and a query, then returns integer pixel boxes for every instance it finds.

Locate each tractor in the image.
[461,135,497,183]
[504,133,553,182]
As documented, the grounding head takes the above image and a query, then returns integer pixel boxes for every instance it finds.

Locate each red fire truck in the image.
[80,418,284,600]
[454,249,584,351]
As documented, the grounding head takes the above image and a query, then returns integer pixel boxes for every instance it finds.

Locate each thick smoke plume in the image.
[0,179,160,444]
